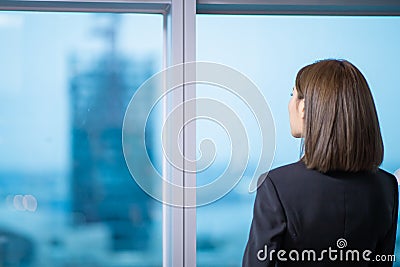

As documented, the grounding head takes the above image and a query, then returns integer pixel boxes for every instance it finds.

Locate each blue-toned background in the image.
[196,15,400,266]
[0,11,399,267]
[0,12,163,266]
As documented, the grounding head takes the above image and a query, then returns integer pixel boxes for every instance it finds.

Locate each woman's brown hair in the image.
[295,59,383,173]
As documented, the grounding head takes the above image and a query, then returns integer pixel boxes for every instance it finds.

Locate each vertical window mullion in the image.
[163,0,196,266]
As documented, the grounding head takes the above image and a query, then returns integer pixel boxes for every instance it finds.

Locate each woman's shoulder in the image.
[376,168,399,193]
[257,160,311,190]
[266,160,311,181]
[269,160,307,174]
[377,168,397,181]
[262,161,398,193]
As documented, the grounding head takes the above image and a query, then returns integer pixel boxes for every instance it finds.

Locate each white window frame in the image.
[1,1,399,266]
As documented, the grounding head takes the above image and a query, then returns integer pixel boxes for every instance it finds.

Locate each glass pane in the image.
[0,11,163,266]
[197,15,400,266]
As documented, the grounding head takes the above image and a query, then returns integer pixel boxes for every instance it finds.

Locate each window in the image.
[0,11,163,266]
[196,14,400,266]
[1,1,399,266]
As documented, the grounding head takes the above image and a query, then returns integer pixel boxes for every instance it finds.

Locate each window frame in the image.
[197,0,400,15]
[1,1,399,266]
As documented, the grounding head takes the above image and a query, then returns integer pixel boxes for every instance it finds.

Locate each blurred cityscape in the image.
[0,14,162,267]
[69,15,156,252]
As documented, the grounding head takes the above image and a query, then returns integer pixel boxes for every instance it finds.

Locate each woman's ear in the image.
[299,99,305,119]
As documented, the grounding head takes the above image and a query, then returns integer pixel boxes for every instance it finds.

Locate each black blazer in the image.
[243,160,398,267]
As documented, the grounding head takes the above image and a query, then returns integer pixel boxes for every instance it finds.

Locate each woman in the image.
[243,59,398,266]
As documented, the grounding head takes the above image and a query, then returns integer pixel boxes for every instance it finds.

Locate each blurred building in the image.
[68,15,157,251]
